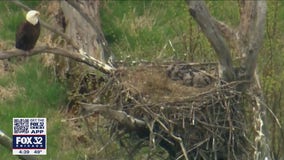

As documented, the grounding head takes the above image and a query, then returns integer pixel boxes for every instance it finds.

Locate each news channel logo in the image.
[12,118,47,155]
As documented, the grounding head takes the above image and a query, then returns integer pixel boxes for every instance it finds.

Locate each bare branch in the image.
[0,46,115,74]
[212,18,236,44]
[0,130,40,160]
[187,0,235,82]
[211,18,241,53]
[0,130,12,154]
[81,103,146,129]
[10,0,114,74]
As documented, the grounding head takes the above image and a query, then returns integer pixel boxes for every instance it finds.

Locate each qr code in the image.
[13,118,29,134]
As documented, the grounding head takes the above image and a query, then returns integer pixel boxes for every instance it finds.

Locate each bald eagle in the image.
[15,10,40,51]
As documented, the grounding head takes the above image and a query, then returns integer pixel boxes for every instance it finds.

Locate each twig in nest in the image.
[139,105,189,160]
[176,137,210,160]
[96,130,124,154]
[81,103,147,128]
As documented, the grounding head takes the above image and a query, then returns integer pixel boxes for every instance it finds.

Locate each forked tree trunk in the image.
[187,0,270,159]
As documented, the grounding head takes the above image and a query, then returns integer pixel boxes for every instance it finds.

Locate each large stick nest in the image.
[73,62,251,159]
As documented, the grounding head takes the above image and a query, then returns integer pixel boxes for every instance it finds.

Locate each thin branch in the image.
[0,130,40,160]
[81,103,147,129]
[0,130,12,154]
[187,0,235,82]
[212,18,236,43]
[0,46,115,74]
[11,0,80,50]
[211,18,241,54]
[155,118,189,160]
[251,95,282,129]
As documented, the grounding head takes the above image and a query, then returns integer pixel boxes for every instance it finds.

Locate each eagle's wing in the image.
[15,22,28,49]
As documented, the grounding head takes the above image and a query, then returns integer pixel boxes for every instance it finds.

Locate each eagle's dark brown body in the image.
[15,21,40,51]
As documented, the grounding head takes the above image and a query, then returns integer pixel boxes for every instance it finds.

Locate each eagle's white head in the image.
[26,10,40,25]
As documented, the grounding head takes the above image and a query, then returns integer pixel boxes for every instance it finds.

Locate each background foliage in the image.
[0,0,283,159]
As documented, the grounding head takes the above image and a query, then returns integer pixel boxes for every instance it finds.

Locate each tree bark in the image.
[238,1,267,81]
[187,0,270,159]
[61,0,109,62]
[41,0,113,79]
[187,0,236,82]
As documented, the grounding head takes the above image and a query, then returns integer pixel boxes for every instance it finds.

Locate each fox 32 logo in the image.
[13,135,46,149]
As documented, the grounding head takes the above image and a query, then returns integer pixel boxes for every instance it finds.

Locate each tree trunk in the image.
[188,0,236,82]
[187,0,270,159]
[61,0,109,61]
[48,0,112,79]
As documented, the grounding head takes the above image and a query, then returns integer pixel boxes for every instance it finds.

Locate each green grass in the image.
[0,57,66,109]
[0,0,284,159]
[100,0,242,63]
[101,0,214,62]
[0,57,67,159]
[0,1,95,159]
[0,1,88,159]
